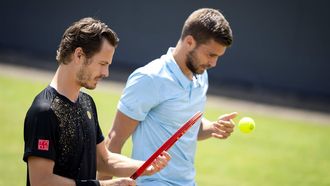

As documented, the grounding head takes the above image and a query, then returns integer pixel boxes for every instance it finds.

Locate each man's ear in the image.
[184,35,197,50]
[73,47,85,64]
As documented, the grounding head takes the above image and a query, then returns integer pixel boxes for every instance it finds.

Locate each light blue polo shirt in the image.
[118,48,208,186]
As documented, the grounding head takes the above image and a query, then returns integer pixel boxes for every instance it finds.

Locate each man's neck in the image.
[50,65,81,102]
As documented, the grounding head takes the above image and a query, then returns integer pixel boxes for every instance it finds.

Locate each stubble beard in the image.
[186,49,204,75]
[76,59,99,90]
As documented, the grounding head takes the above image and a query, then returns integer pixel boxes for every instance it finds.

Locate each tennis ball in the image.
[238,117,255,133]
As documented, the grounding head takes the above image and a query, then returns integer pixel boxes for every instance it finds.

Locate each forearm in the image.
[100,135,136,177]
[98,135,126,179]
[197,118,214,140]
[108,152,142,177]
[30,174,75,186]
[28,157,77,186]
[98,149,142,178]
[31,172,102,186]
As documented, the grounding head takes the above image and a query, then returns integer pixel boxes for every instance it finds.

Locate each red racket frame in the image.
[130,111,203,179]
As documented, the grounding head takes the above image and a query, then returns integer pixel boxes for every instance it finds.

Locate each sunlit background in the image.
[0,1,329,185]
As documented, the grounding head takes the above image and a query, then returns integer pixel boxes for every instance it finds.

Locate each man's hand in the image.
[211,112,238,139]
[142,151,171,176]
[100,178,135,186]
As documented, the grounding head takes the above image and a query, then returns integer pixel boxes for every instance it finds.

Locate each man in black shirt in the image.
[23,17,170,186]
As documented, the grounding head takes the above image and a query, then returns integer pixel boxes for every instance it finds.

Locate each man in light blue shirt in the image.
[101,8,237,185]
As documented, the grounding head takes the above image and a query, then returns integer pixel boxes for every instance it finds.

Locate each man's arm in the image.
[106,110,139,153]
[97,110,139,179]
[28,156,137,186]
[28,156,75,186]
[97,140,140,177]
[198,112,238,140]
[96,140,170,178]
[97,110,170,179]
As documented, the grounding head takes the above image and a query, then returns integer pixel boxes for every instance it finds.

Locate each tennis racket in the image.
[130,111,203,179]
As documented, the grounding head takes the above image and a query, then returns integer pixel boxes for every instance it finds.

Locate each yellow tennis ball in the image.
[238,117,255,133]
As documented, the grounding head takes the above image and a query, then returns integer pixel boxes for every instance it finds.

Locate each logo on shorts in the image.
[38,139,49,151]
[87,111,92,120]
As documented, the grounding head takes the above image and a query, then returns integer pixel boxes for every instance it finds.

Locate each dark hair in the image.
[56,17,119,64]
[180,8,233,47]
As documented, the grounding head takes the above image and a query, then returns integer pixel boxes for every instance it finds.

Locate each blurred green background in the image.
[0,73,330,186]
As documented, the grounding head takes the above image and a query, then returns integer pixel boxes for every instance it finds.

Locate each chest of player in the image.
[51,96,97,166]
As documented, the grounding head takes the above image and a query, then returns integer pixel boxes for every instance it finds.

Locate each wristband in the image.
[75,179,100,186]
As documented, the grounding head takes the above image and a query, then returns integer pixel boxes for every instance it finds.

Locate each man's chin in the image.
[84,86,96,90]
[195,69,206,74]
[87,79,102,90]
[83,83,97,90]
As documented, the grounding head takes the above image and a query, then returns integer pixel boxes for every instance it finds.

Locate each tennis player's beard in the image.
[186,50,205,75]
[77,68,93,90]
[77,60,103,90]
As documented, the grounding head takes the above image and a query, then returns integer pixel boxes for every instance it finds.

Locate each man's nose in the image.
[209,59,218,68]
[102,66,109,77]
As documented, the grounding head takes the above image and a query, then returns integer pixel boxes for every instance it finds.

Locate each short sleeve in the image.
[23,104,57,162]
[89,96,104,144]
[118,71,159,121]
[95,123,104,144]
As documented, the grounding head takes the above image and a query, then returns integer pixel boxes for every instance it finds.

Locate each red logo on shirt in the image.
[38,139,49,151]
